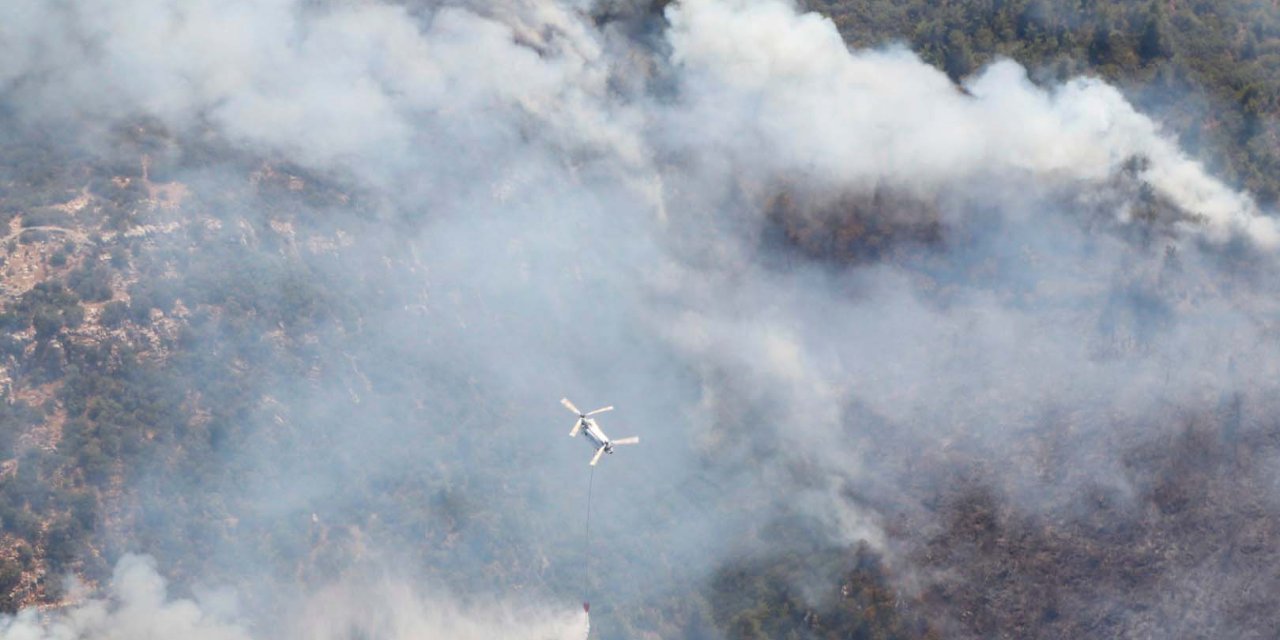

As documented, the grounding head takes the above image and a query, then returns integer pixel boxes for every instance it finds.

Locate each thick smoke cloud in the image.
[664,0,1277,245]
[0,555,251,640]
[1,0,1278,636]
[0,555,588,640]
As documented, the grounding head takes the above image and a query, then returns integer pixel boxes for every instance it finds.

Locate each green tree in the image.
[1138,10,1169,62]
[944,29,975,79]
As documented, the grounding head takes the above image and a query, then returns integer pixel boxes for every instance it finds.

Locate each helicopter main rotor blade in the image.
[569,419,583,437]
[589,446,606,466]
[611,436,639,445]
[585,406,614,417]
[560,398,582,415]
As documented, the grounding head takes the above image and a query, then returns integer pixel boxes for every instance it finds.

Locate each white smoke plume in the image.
[0,556,589,640]
[663,0,1278,246]
[0,555,251,640]
[288,577,589,640]
[4,0,1272,247]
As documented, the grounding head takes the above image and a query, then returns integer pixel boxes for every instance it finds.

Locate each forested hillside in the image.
[0,0,1278,639]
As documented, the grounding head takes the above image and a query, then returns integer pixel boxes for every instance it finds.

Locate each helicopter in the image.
[561,397,639,466]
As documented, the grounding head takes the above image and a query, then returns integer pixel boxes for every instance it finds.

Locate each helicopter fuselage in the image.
[580,419,614,454]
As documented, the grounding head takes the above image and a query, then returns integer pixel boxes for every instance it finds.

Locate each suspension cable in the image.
[583,464,595,612]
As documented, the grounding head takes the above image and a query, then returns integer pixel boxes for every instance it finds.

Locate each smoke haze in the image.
[0,555,588,640]
[1,0,1279,636]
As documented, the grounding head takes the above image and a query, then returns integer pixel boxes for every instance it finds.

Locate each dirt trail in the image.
[1,225,91,246]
